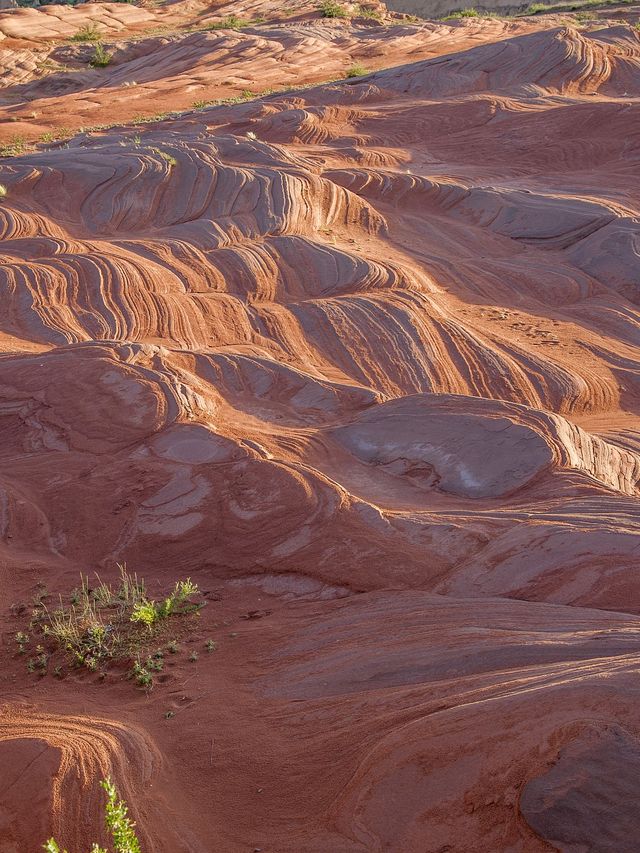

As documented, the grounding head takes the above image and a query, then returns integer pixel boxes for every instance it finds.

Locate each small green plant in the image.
[40,128,73,144]
[164,710,175,719]
[320,0,349,16]
[101,777,141,853]
[205,15,250,29]
[130,601,159,631]
[357,4,382,18]
[192,99,209,109]
[44,776,140,853]
[189,651,199,662]
[443,7,480,17]
[157,150,177,167]
[90,44,112,68]
[71,23,103,42]
[345,63,368,77]
[167,639,179,653]
[130,659,153,689]
[15,631,29,651]
[205,639,217,652]
[146,146,177,167]
[0,136,27,157]
[147,656,163,672]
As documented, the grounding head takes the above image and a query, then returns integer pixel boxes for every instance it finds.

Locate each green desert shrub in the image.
[205,15,250,29]
[357,4,382,18]
[320,0,349,17]
[71,23,103,42]
[90,43,113,68]
[44,777,140,853]
[345,62,368,77]
[444,7,480,18]
[0,136,28,157]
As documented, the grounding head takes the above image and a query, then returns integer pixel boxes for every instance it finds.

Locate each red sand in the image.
[1,3,640,851]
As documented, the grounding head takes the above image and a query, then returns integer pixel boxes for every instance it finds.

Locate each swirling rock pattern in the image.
[0,7,640,852]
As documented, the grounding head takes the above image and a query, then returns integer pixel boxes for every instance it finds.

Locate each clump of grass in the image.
[345,62,368,77]
[357,4,382,19]
[519,0,634,14]
[23,565,200,687]
[35,58,70,76]
[0,136,28,157]
[189,650,199,662]
[443,7,480,18]
[157,149,177,167]
[90,43,113,68]
[40,128,73,144]
[205,639,217,652]
[320,0,349,17]
[44,776,141,853]
[70,23,103,42]
[205,15,251,29]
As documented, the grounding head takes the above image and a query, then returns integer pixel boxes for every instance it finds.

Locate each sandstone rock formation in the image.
[0,4,639,851]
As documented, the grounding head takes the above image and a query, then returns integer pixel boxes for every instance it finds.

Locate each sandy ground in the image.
[1,1,640,851]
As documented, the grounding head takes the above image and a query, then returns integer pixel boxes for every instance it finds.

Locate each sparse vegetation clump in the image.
[44,777,140,853]
[19,565,201,689]
[0,184,7,199]
[71,23,103,42]
[443,7,480,18]
[205,15,251,29]
[40,128,73,144]
[357,4,382,19]
[0,136,28,157]
[320,0,350,17]
[90,44,113,68]
[520,0,634,15]
[345,62,369,77]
